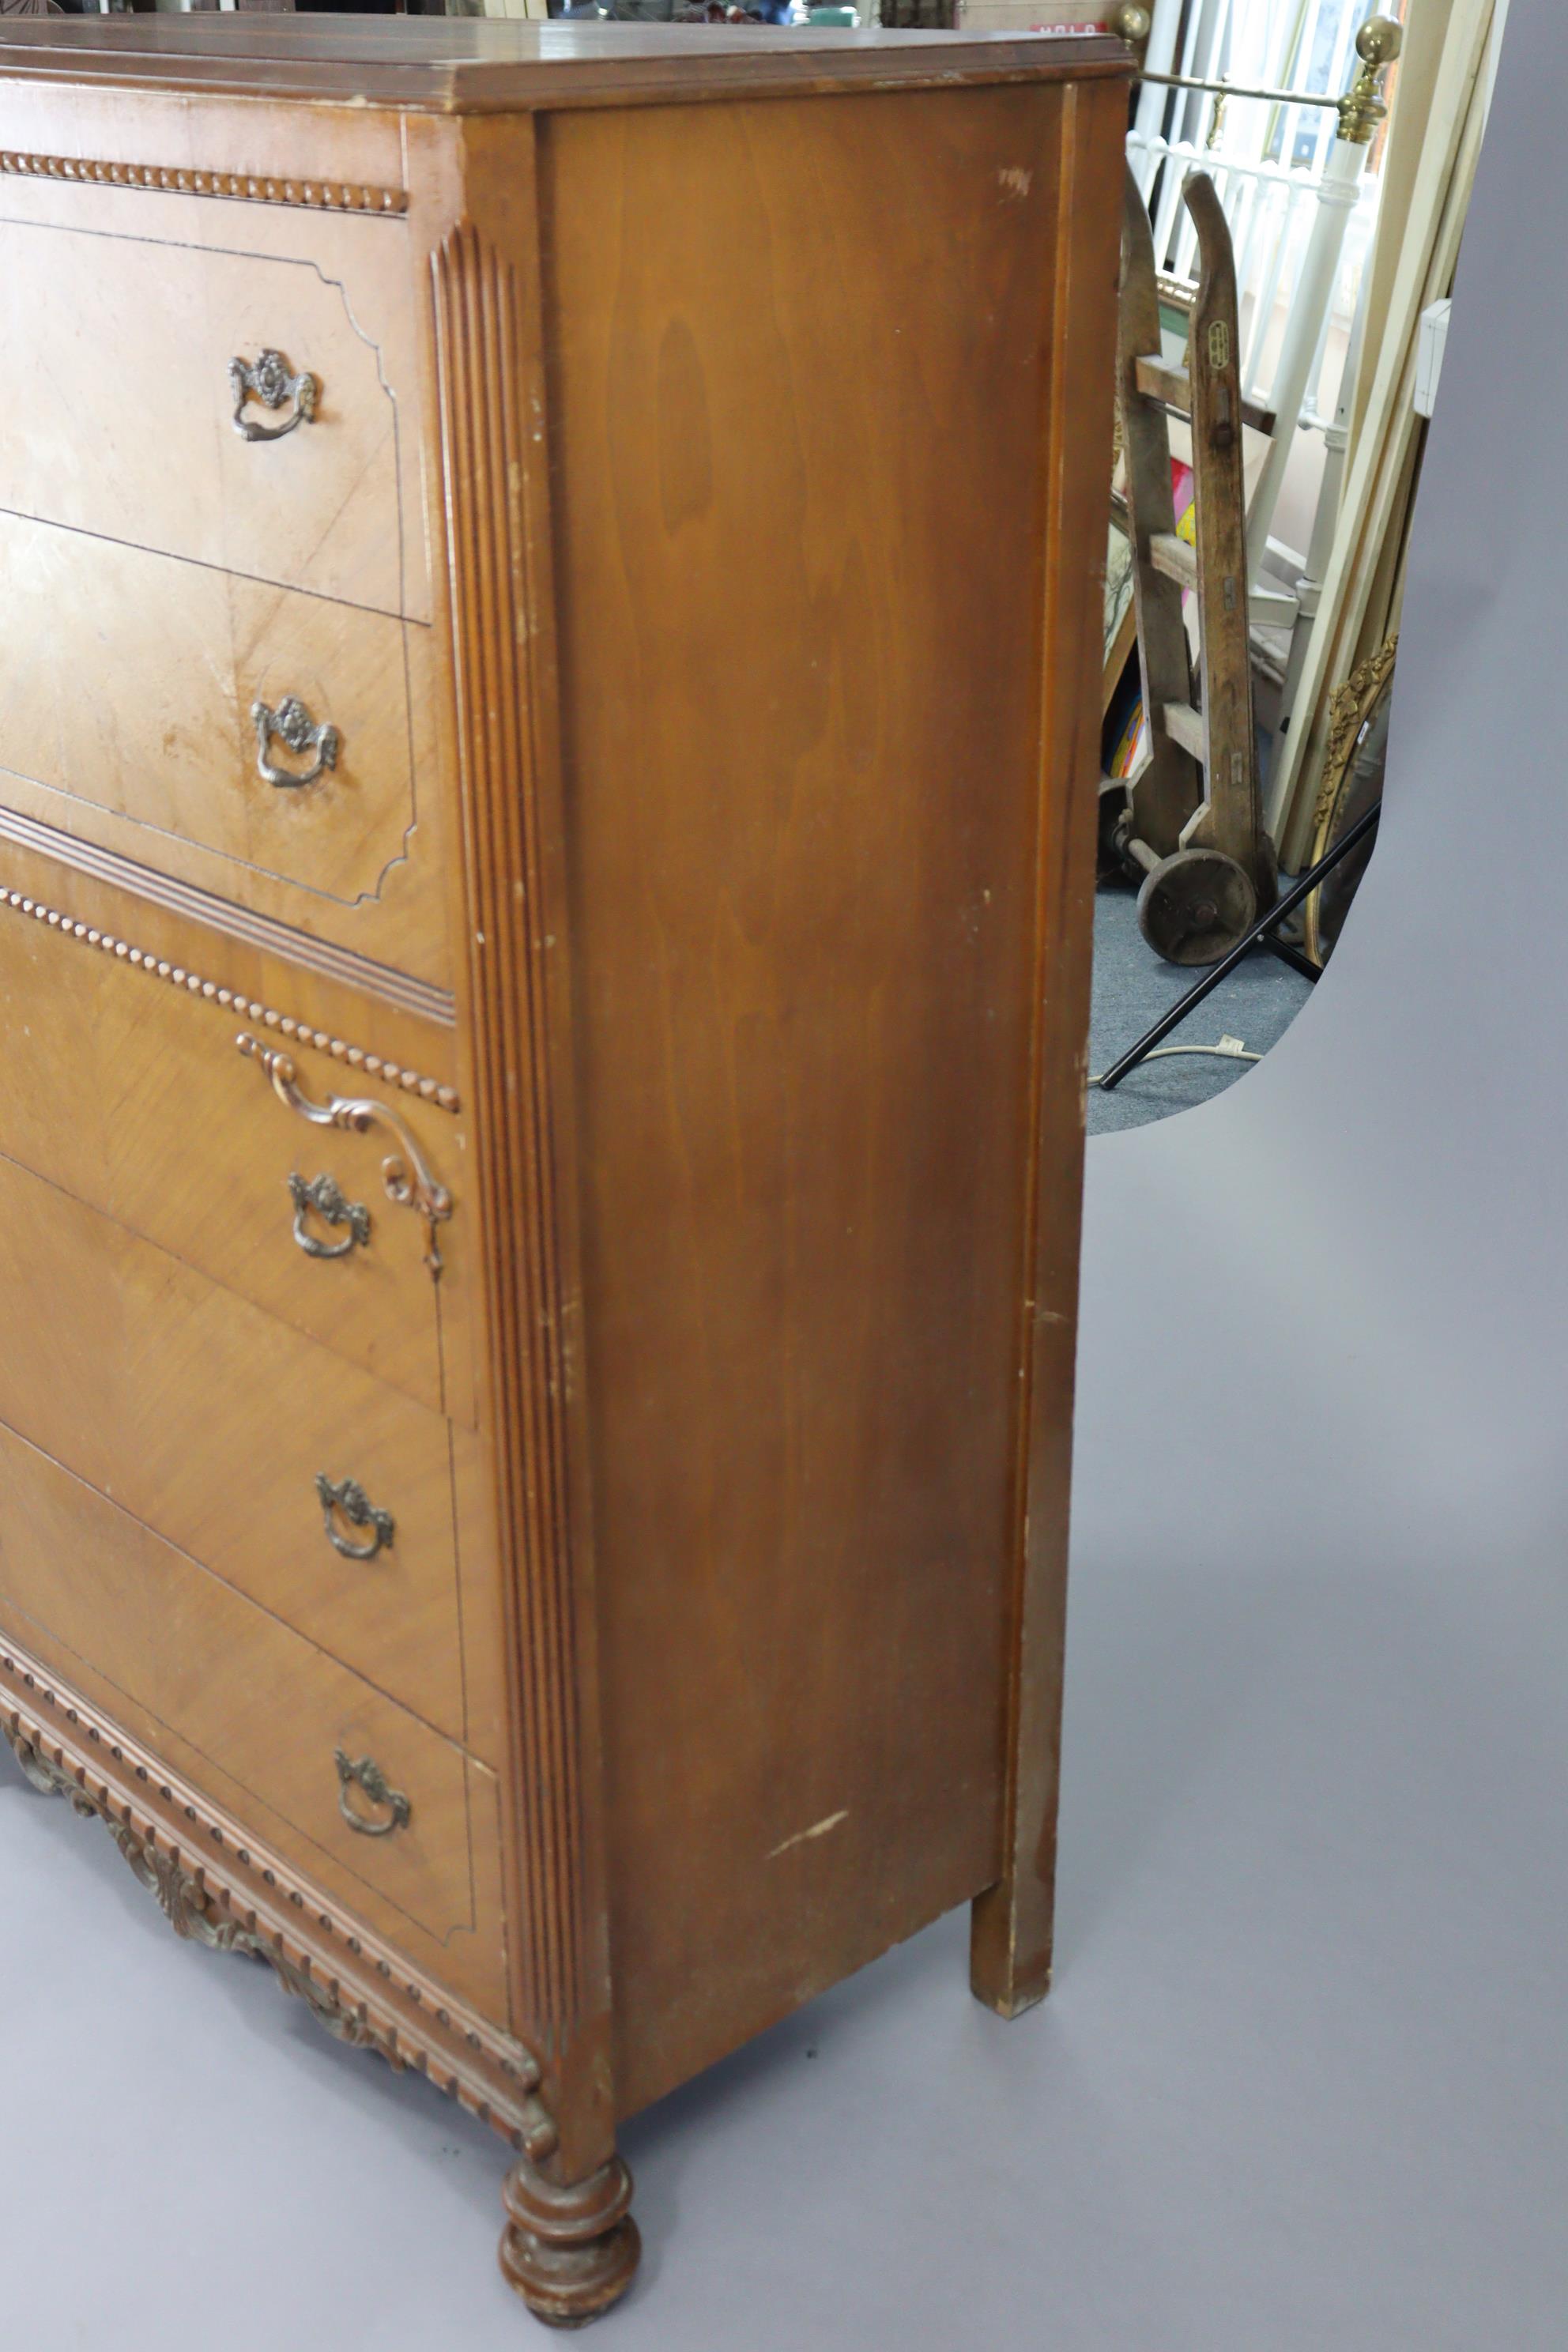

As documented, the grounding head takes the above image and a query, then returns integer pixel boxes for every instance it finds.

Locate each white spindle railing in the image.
[1125,0,1385,443]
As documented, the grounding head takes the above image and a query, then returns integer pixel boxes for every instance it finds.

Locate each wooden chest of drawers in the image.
[0,17,1126,2325]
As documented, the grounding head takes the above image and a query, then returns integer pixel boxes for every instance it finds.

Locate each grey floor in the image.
[1087,877,1314,1135]
[3,14,1566,2347]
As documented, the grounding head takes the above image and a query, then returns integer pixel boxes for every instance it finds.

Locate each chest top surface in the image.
[0,17,1129,110]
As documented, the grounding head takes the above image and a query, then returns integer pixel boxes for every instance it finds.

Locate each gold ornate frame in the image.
[1302,633,1396,967]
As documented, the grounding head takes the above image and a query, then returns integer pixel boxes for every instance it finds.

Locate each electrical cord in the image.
[1088,1033,1260,1086]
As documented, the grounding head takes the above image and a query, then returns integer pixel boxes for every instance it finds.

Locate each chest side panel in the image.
[542,84,1074,2109]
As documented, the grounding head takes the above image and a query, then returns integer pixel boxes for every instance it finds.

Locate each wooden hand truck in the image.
[1104,165,1277,965]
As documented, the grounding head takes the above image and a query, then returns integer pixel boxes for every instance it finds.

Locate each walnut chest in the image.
[0,17,1127,2324]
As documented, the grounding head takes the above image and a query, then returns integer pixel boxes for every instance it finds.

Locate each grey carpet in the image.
[1087,878,1316,1134]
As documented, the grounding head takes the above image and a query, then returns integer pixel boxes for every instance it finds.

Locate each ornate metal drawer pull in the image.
[252,695,340,791]
[238,1034,453,1277]
[316,1473,395,1562]
[230,348,319,443]
[334,1750,410,1838]
[288,1171,371,1261]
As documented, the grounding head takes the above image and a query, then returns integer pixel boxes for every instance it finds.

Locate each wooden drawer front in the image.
[0,511,422,922]
[0,1147,492,1754]
[0,1419,506,2018]
[0,894,472,1424]
[0,215,408,616]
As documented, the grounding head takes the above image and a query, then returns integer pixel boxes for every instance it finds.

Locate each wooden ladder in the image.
[1110,164,1278,966]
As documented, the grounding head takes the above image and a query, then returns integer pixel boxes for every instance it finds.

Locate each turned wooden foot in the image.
[499,2152,640,2328]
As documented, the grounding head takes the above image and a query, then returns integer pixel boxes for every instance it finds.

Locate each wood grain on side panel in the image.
[971,75,1126,2018]
[541,86,1072,2112]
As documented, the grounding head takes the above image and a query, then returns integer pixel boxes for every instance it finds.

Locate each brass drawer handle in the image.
[334,1750,410,1838]
[288,1171,371,1261]
[252,695,340,791]
[316,1473,394,1562]
[237,1033,452,1278]
[230,348,318,443]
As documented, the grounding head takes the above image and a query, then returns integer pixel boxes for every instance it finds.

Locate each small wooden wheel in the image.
[1136,846,1257,967]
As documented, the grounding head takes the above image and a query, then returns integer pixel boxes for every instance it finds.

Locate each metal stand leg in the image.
[1257,933,1323,984]
[1097,801,1381,1092]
